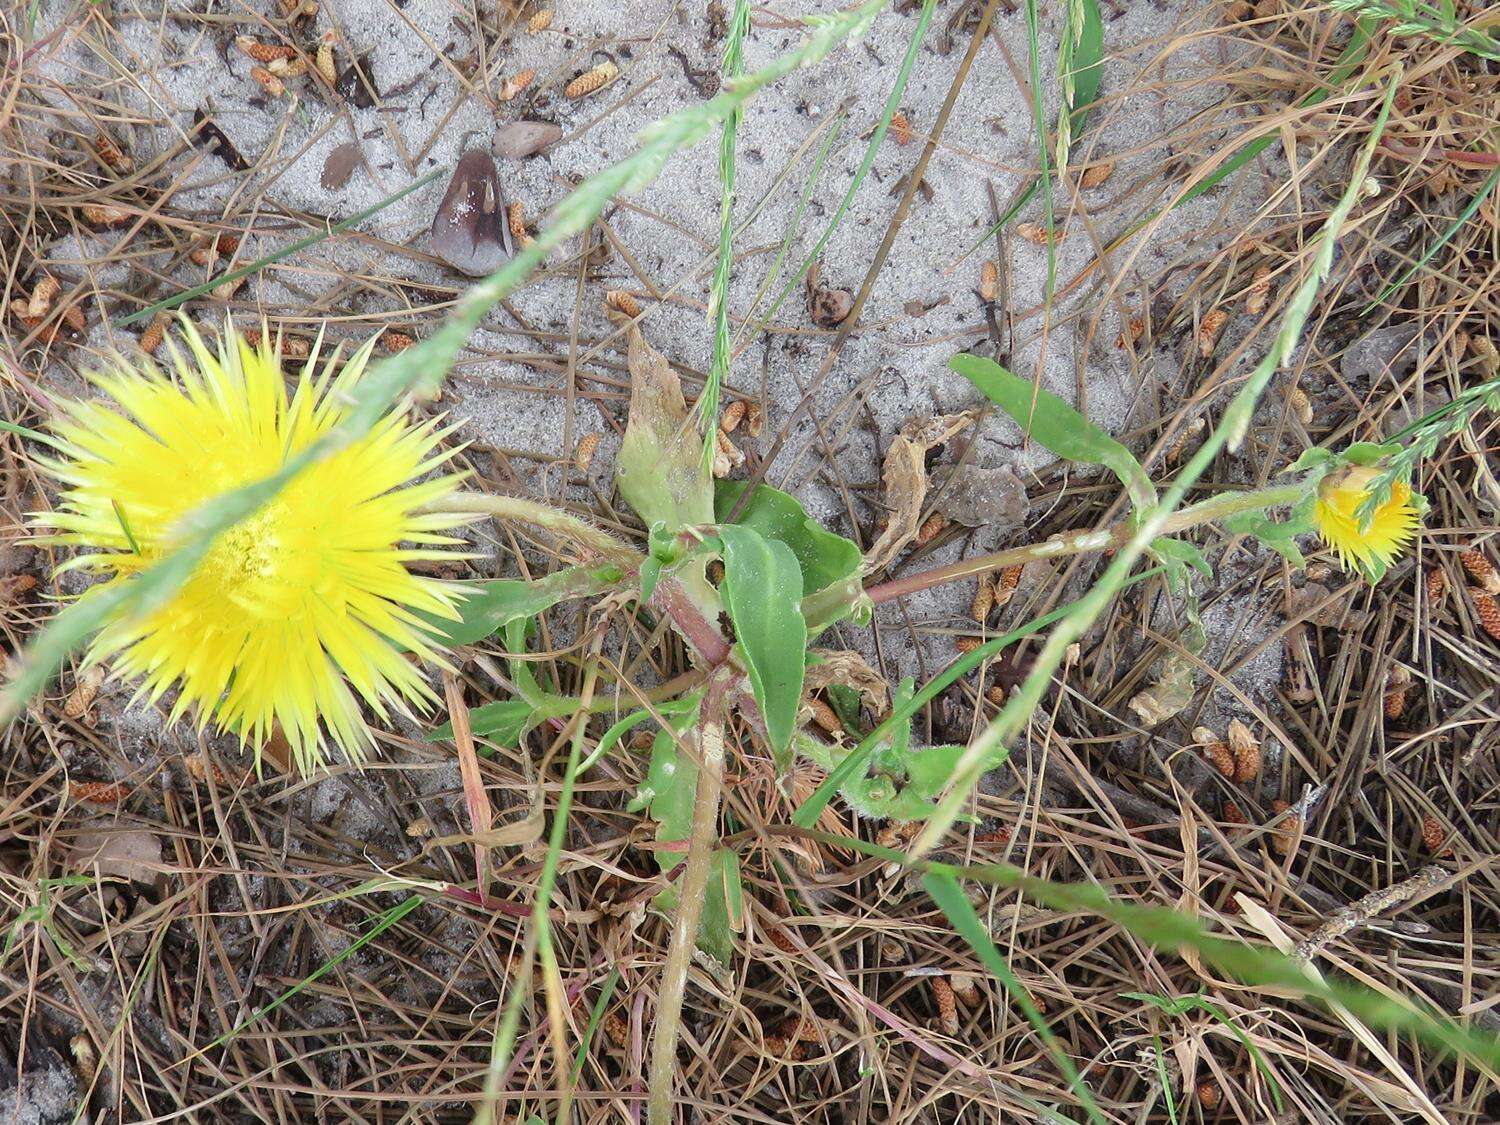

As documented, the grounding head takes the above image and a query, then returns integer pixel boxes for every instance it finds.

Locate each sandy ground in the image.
[9,0,1306,846]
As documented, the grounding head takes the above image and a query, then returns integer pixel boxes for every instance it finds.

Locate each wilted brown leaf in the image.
[864,412,975,572]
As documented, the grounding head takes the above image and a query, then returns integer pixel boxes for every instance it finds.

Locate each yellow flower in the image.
[37,321,470,772]
[1314,465,1419,577]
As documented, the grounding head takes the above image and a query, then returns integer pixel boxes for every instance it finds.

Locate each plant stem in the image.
[647,670,732,1125]
[427,491,641,569]
[864,483,1305,604]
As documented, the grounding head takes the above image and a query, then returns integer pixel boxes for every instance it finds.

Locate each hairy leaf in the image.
[615,325,714,531]
[424,566,619,646]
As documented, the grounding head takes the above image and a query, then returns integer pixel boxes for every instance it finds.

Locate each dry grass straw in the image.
[0,0,1495,1121]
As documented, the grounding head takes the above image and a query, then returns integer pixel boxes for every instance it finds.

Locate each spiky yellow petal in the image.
[1313,465,1419,578]
[35,321,470,772]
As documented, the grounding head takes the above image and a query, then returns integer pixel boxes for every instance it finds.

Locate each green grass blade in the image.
[793,567,1161,828]
[567,968,621,1088]
[924,871,1105,1124]
[754,0,936,330]
[1365,163,1500,312]
[694,0,750,447]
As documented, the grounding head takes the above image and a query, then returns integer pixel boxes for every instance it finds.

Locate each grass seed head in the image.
[931,976,960,1034]
[93,132,131,171]
[1471,591,1500,641]
[1246,263,1271,314]
[978,259,998,302]
[1197,307,1229,357]
[82,203,131,227]
[916,511,947,547]
[565,60,617,99]
[573,431,600,473]
[250,66,286,98]
[1420,814,1446,854]
[970,577,994,622]
[1080,159,1114,188]
[69,779,129,804]
[719,399,747,433]
[1459,548,1500,594]
[528,8,554,32]
[889,109,913,146]
[499,68,535,101]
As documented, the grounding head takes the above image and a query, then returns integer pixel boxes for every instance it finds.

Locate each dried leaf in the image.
[73,826,162,883]
[1126,652,1197,727]
[864,413,975,572]
[320,142,360,190]
[429,149,512,277]
[492,120,563,159]
[803,650,889,715]
[930,463,1028,530]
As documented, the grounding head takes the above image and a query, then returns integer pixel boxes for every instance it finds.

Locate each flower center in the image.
[201,500,297,613]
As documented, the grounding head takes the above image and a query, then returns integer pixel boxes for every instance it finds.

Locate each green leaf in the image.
[427,695,578,744]
[1341,440,1397,466]
[923,872,1105,1124]
[615,328,714,531]
[951,353,1155,512]
[1150,537,1212,593]
[424,566,618,647]
[1224,496,1314,568]
[1286,446,1337,474]
[696,849,743,968]
[1067,0,1104,127]
[714,480,861,595]
[718,524,807,768]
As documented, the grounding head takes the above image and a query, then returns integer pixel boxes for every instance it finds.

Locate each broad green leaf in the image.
[718,524,807,768]
[714,480,861,595]
[951,354,1155,512]
[824,682,866,736]
[424,565,619,647]
[1150,537,1212,593]
[696,849,742,968]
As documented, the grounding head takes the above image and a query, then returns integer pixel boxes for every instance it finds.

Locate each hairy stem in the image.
[647,674,731,1124]
[864,483,1305,604]
[428,491,641,569]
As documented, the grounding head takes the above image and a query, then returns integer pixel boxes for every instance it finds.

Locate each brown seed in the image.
[744,400,764,437]
[565,60,618,99]
[763,1034,808,1061]
[528,8,554,32]
[250,66,286,97]
[1459,548,1500,595]
[808,697,843,736]
[778,1015,821,1044]
[506,200,533,247]
[954,636,983,655]
[1246,263,1272,314]
[382,330,414,353]
[1204,741,1235,780]
[1080,160,1114,188]
[889,109,913,146]
[1287,386,1313,426]
[603,1012,629,1046]
[1270,799,1301,856]
[971,578,994,622]
[1197,307,1229,357]
[1471,591,1500,641]
[1015,221,1060,246]
[720,399,747,433]
[268,54,308,78]
[1426,565,1447,607]
[315,38,337,84]
[184,753,239,785]
[974,827,1011,845]
[985,684,1007,706]
[81,203,131,227]
[993,564,1023,608]
[1196,1080,1221,1110]
[68,779,130,804]
[26,276,60,319]
[1383,665,1411,720]
[235,35,296,62]
[766,924,800,954]
[605,289,641,318]
[573,431,600,473]
[139,314,167,355]
[499,68,536,101]
[714,429,743,477]
[931,976,960,1034]
[1420,814,1446,854]
[405,816,433,838]
[1222,801,1248,825]
[949,971,981,1008]
[1115,315,1145,349]
[93,132,130,171]
[64,666,104,719]
[1165,416,1206,466]
[61,304,86,334]
[1227,719,1260,783]
[211,273,245,302]
[978,259,999,303]
[916,511,947,547]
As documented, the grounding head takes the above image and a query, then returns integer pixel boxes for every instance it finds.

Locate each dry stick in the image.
[647,668,733,1125]
[1295,864,1450,961]
[728,0,1002,520]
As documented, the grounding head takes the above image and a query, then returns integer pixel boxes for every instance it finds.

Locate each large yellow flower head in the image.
[36,321,470,772]
[1313,464,1419,578]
